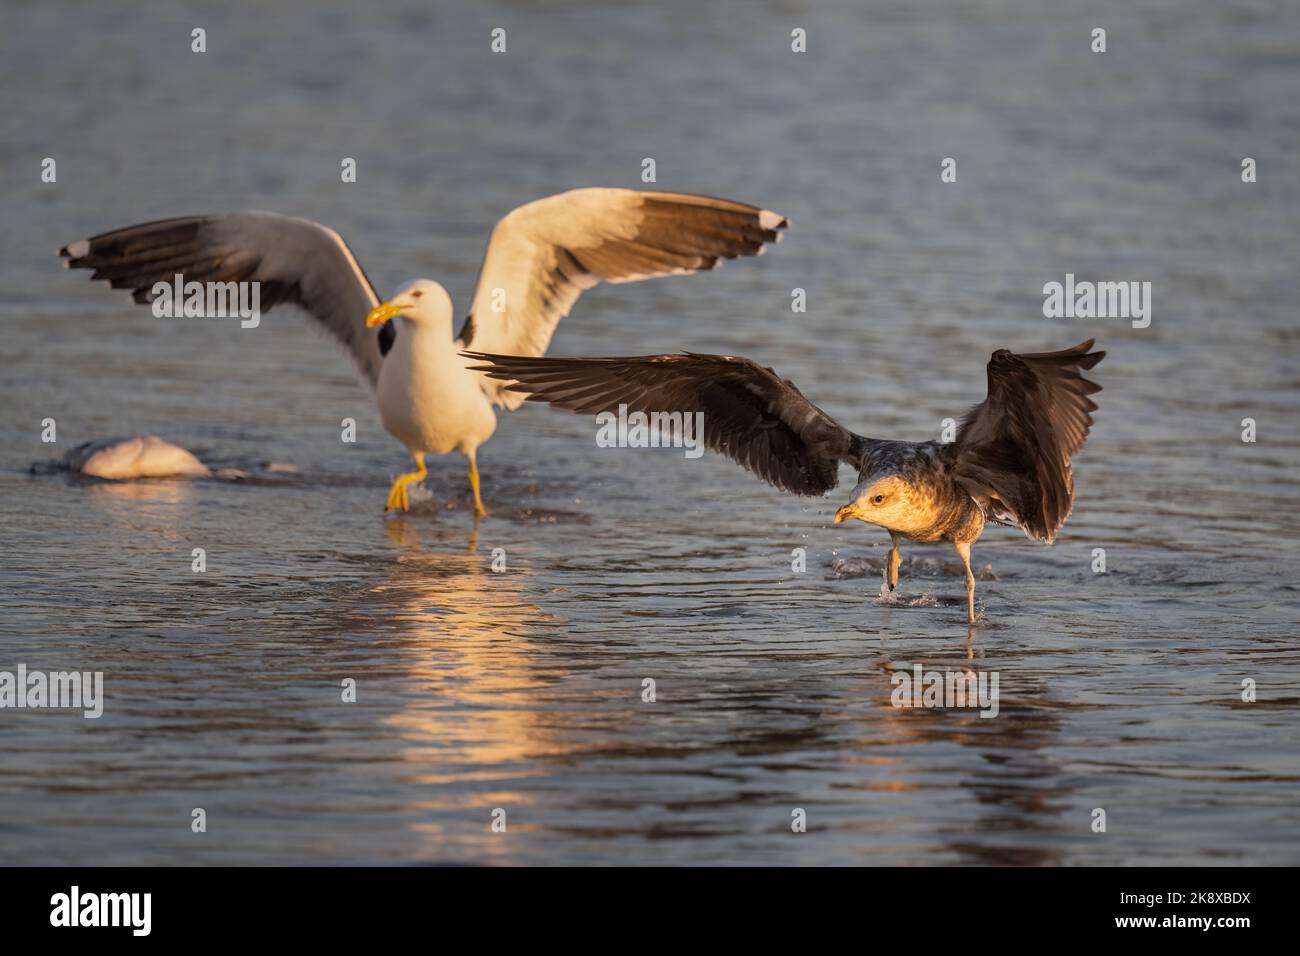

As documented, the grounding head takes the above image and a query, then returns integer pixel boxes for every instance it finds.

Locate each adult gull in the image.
[60,188,787,516]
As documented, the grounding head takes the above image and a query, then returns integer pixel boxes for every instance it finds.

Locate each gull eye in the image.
[411,290,423,299]
[872,494,885,505]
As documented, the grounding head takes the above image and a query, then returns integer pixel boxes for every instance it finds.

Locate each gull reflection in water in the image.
[370,518,563,861]
[869,617,1072,865]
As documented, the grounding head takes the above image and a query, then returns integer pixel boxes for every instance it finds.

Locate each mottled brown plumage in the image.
[466,340,1105,623]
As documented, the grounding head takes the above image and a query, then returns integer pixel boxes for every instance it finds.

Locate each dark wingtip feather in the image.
[460,350,516,378]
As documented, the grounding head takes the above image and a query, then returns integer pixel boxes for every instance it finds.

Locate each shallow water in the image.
[1,0,1299,865]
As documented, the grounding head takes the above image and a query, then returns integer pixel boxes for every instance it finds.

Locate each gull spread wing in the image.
[465,351,869,496]
[60,211,385,386]
[459,189,787,409]
[950,339,1105,543]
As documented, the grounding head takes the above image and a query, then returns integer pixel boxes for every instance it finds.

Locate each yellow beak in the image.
[834,503,863,524]
[366,301,405,328]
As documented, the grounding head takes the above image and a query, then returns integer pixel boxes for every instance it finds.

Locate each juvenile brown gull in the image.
[467,340,1104,623]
